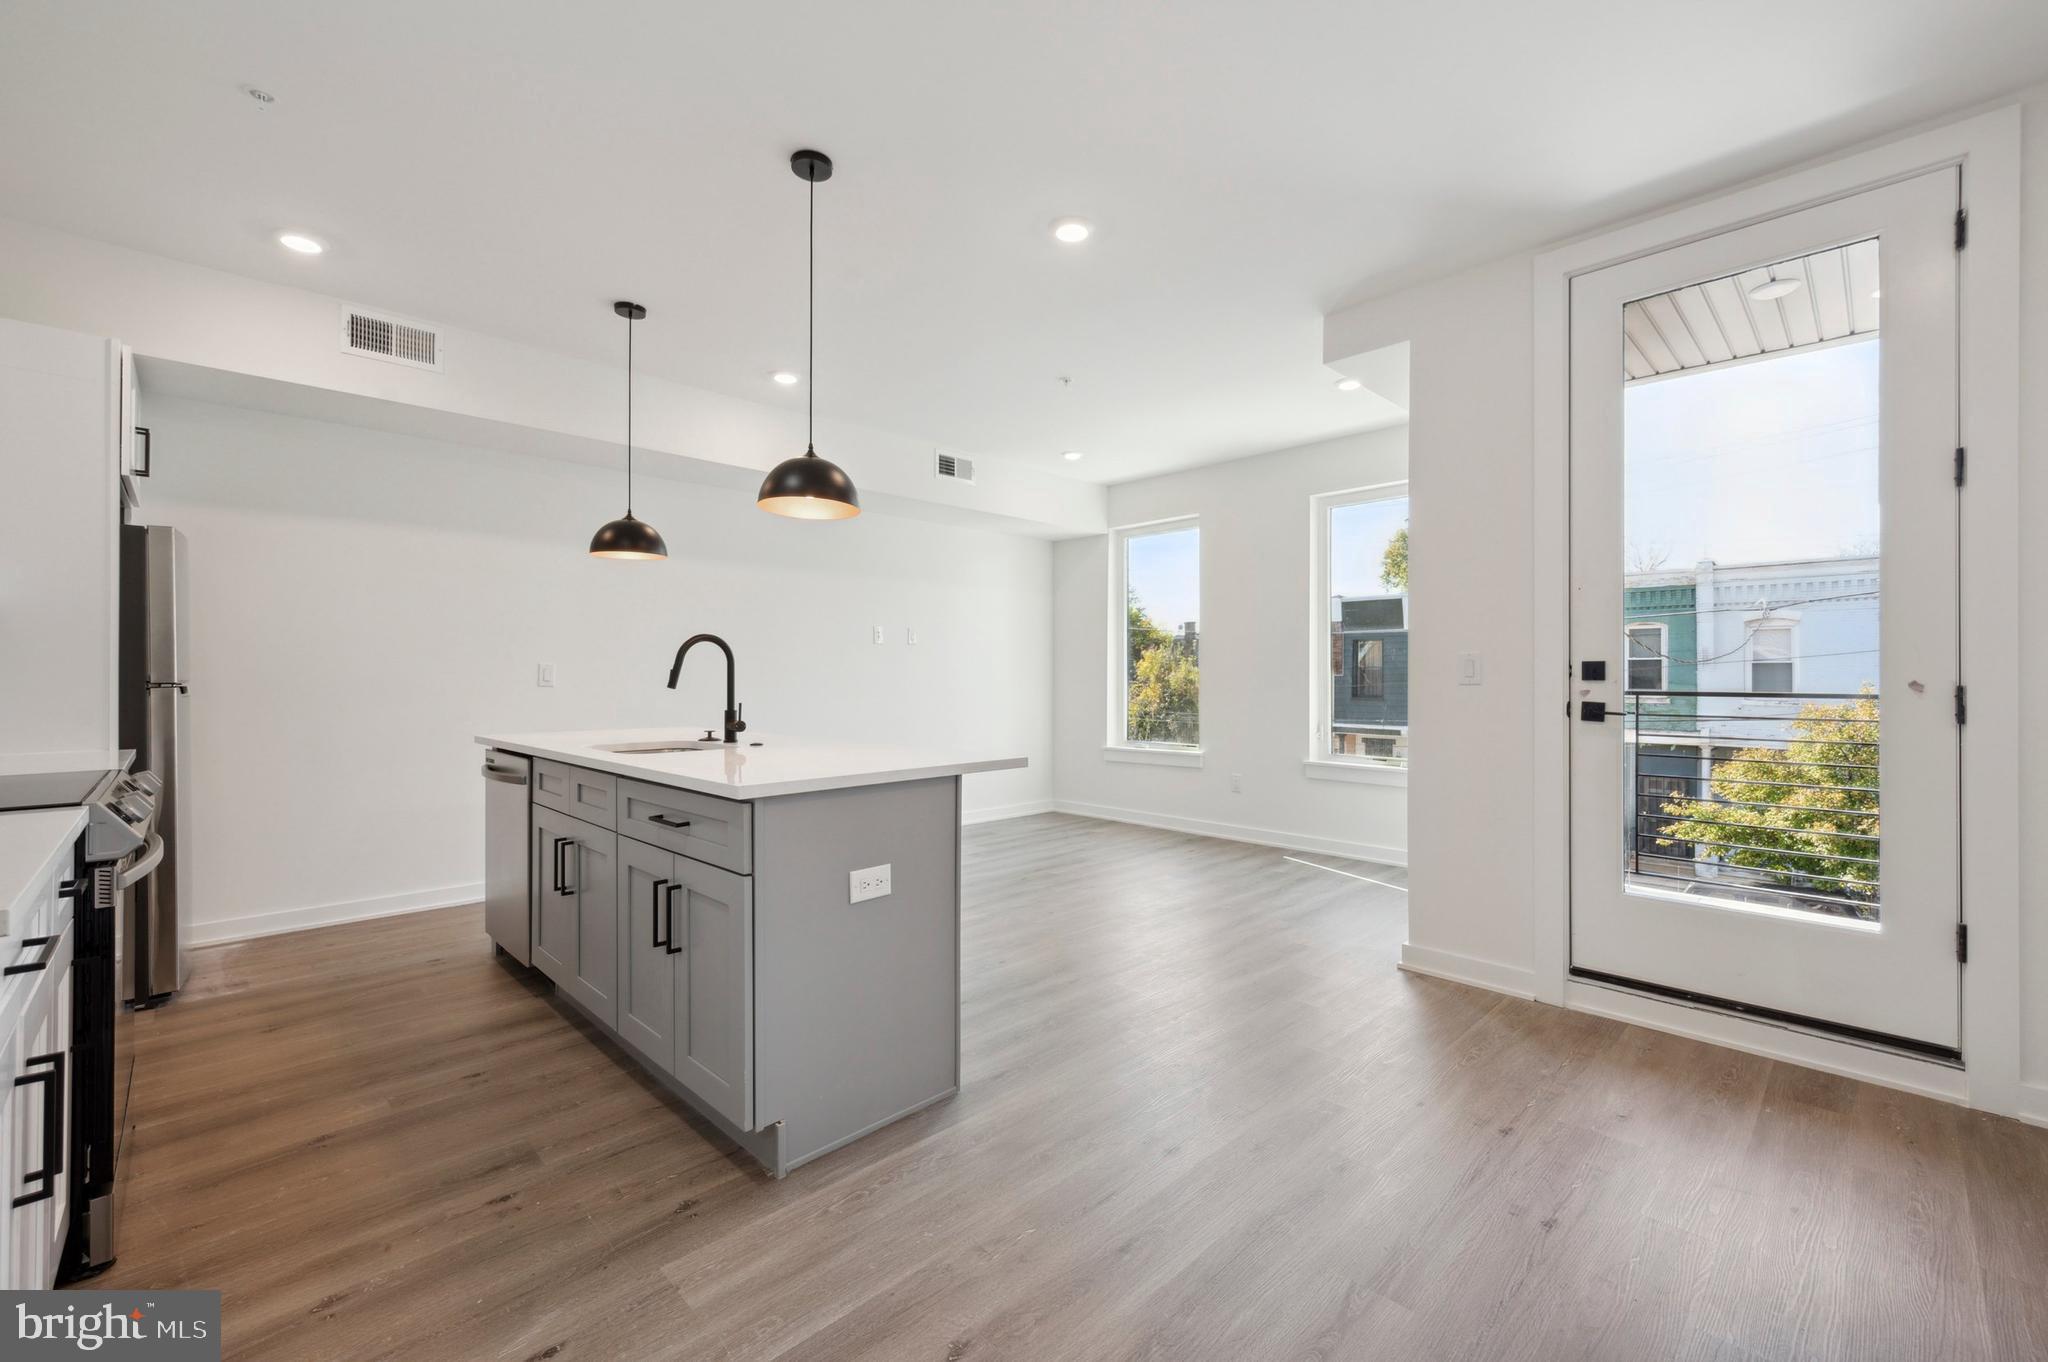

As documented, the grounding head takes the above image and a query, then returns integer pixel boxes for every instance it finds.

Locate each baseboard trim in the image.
[1051,799,1406,868]
[1397,943,1536,999]
[961,799,1056,826]
[2020,1081,2048,1130]
[189,882,483,947]
[1565,977,1971,1109]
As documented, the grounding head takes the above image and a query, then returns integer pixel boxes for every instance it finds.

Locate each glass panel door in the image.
[1567,168,1961,1052]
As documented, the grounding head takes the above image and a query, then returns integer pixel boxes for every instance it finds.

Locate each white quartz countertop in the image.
[475,729,1027,800]
[0,807,86,938]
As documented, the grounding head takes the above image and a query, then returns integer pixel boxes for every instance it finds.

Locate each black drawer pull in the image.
[651,878,670,949]
[4,935,56,976]
[12,1051,64,1207]
[646,813,693,831]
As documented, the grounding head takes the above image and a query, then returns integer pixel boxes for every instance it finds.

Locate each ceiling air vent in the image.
[935,450,976,485]
[340,305,443,371]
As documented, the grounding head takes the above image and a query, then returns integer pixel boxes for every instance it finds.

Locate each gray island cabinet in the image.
[476,730,1025,1176]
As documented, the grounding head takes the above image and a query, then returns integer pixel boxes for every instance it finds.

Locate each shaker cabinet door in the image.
[530,808,578,986]
[566,824,618,1029]
[671,857,753,1131]
[615,838,678,1073]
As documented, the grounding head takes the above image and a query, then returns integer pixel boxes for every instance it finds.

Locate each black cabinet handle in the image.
[646,813,693,831]
[664,883,683,955]
[561,839,579,895]
[550,836,569,895]
[12,1051,64,1207]
[650,878,670,950]
[133,426,151,477]
[4,935,56,976]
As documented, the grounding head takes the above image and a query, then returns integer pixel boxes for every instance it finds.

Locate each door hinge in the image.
[1954,208,1968,250]
[1954,684,1967,725]
[1954,446,1966,487]
[1956,923,1968,964]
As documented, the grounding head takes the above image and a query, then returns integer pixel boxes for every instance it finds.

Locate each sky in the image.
[1127,525,1201,632]
[1330,496,1408,600]
[1624,338,1880,568]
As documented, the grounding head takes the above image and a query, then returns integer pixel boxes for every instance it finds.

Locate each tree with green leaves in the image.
[1654,691,1879,919]
[1126,591,1199,745]
[1381,524,1408,592]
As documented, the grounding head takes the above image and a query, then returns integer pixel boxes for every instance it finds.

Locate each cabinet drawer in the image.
[618,779,752,874]
[533,760,617,828]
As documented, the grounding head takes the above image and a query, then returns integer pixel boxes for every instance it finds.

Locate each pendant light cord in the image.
[625,312,635,513]
[807,175,816,454]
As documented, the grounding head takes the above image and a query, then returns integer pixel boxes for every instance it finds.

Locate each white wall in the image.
[1325,93,2048,1117]
[0,215,1105,539]
[1051,428,1409,864]
[137,395,1052,943]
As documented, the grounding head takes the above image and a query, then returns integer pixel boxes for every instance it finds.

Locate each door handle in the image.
[1580,700,1618,722]
[664,882,683,956]
[11,1051,65,1207]
[651,878,670,949]
[3,935,57,976]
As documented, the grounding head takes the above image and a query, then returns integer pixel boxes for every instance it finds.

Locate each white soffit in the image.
[1622,240,1880,383]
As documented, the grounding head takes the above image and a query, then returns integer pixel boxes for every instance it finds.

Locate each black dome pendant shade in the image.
[758,150,860,521]
[590,301,669,559]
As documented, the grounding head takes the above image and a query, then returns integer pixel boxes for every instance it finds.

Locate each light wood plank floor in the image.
[88,814,2047,1360]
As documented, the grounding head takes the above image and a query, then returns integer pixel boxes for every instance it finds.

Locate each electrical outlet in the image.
[536,663,555,688]
[849,864,892,903]
[872,625,886,644]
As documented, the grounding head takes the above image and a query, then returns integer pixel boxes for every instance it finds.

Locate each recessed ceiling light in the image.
[1334,378,1363,392]
[1746,277,1801,301]
[1062,450,1085,462]
[771,371,800,385]
[1051,218,1093,244]
[277,232,324,255]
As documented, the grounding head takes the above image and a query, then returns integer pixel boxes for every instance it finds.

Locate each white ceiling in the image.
[2,2,2045,483]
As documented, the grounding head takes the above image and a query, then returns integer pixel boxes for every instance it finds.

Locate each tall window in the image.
[1313,485,1409,766]
[1117,520,1200,747]
[1749,623,1794,692]
[1625,623,1666,692]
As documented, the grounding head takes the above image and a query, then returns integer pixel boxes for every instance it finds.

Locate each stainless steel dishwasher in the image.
[481,749,532,964]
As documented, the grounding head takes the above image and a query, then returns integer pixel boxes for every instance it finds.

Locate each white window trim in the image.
[1309,482,1410,771]
[1106,514,1202,758]
[1625,621,1668,693]
[1744,618,1799,692]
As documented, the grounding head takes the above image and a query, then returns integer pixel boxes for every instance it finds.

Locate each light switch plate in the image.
[1457,653,1483,685]
[850,864,892,903]
[537,663,555,687]
[872,625,886,644]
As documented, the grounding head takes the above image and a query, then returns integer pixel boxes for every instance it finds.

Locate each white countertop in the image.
[0,807,86,938]
[476,729,1027,800]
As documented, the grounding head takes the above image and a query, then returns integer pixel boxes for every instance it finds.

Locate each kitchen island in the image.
[474,729,1025,1175]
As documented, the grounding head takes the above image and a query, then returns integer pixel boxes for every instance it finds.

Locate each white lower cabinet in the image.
[3,919,73,1289]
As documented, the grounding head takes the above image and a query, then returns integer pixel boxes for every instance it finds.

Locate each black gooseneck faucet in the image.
[667,634,747,744]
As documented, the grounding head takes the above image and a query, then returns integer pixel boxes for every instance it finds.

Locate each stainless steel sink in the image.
[596,740,723,755]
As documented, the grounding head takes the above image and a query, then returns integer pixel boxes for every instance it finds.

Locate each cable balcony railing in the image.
[1625,689,1880,921]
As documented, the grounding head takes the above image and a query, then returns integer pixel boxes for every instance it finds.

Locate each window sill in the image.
[1103,745,1204,768]
[1302,758,1408,786]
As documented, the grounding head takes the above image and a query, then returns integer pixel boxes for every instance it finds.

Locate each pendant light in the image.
[758,150,861,520]
[589,301,669,559]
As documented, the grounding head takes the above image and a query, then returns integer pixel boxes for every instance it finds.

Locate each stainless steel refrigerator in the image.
[119,523,189,1006]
